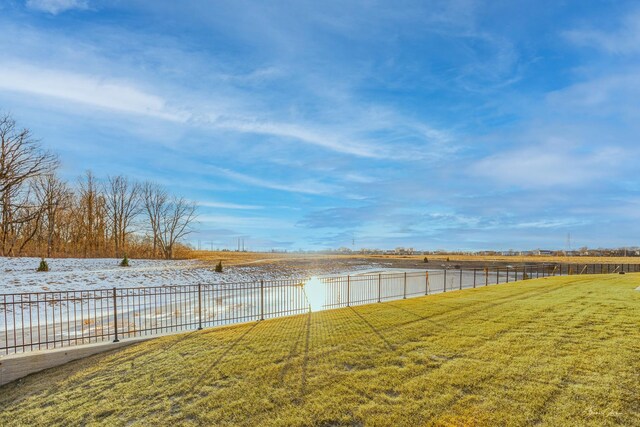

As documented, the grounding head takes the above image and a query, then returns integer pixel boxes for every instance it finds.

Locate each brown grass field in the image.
[190,250,639,267]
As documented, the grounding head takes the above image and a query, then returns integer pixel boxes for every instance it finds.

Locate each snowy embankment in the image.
[0,257,289,294]
[0,257,381,294]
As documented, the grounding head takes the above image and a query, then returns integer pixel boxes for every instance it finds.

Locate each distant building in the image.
[535,250,553,256]
[394,247,414,255]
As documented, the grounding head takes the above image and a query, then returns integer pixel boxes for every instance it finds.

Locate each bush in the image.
[120,255,130,267]
[36,258,49,272]
[423,257,429,263]
[214,261,223,273]
[446,257,450,262]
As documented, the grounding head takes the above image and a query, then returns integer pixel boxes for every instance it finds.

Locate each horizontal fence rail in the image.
[1,263,638,354]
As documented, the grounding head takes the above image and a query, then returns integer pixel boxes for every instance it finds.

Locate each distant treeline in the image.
[0,114,197,259]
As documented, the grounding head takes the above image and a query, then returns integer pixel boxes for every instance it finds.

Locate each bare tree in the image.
[78,171,107,257]
[0,114,58,256]
[104,175,141,258]
[153,195,197,259]
[34,174,70,257]
[141,181,168,258]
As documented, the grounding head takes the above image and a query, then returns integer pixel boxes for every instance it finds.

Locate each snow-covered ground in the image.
[0,257,382,294]
[0,257,281,294]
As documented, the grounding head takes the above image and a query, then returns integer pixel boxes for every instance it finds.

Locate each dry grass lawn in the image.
[1,274,638,426]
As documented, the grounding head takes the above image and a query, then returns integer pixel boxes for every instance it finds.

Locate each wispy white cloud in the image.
[198,200,263,210]
[210,167,340,195]
[0,62,186,121]
[203,116,385,158]
[470,141,622,188]
[0,16,459,160]
[26,0,89,15]
[564,10,640,54]
[546,72,640,118]
[0,58,451,160]
[197,214,292,230]
[509,219,590,229]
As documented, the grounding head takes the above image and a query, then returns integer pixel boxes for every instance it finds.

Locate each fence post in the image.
[473,269,476,288]
[403,272,407,299]
[506,269,509,283]
[347,275,350,307]
[378,273,382,302]
[496,268,499,284]
[112,287,119,343]
[425,271,429,295]
[198,284,203,330]
[485,269,488,286]
[443,269,447,292]
[459,269,462,290]
[260,280,265,320]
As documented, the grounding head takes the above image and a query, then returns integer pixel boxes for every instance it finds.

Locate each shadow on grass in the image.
[349,307,395,351]
[191,322,258,389]
[300,311,311,400]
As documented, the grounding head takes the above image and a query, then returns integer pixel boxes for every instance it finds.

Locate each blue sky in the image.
[0,0,638,251]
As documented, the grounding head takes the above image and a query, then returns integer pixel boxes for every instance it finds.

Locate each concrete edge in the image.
[0,335,159,386]
[0,319,272,387]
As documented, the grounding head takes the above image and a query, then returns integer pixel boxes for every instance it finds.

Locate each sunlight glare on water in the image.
[304,276,325,312]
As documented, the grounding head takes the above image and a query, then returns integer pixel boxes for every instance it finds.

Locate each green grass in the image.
[1,275,639,426]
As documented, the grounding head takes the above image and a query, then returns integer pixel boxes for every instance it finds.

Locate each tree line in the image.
[0,114,197,259]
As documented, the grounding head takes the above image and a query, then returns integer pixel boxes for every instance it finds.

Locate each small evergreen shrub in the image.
[446,257,450,262]
[423,257,429,263]
[214,261,223,273]
[120,255,130,267]
[37,258,49,272]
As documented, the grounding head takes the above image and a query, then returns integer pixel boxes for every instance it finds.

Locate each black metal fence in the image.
[1,263,638,354]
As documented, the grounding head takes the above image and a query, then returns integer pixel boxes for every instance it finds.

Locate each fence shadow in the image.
[191,322,258,389]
